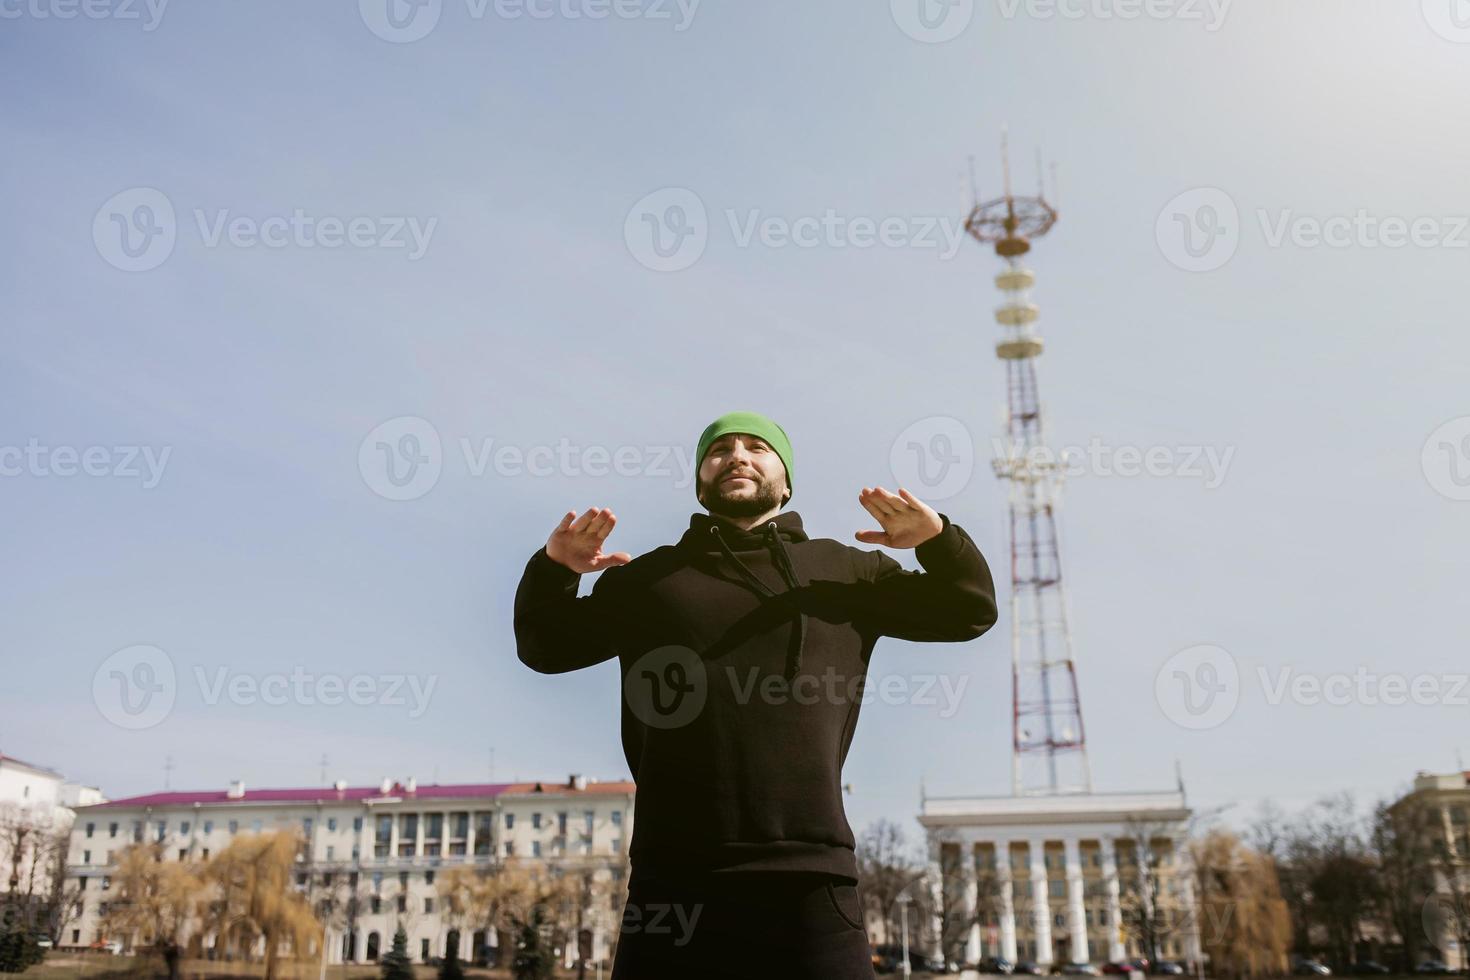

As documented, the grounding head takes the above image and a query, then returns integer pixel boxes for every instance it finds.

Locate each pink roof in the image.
[83,779,636,811]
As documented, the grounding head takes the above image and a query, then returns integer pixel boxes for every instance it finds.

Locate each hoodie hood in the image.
[678,510,809,680]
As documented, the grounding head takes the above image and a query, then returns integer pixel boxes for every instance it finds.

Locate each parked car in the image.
[1154,963,1185,976]
[1015,962,1044,975]
[1415,962,1452,975]
[870,944,945,975]
[1058,964,1100,976]
[1348,962,1390,975]
[1294,961,1332,976]
[980,956,1016,974]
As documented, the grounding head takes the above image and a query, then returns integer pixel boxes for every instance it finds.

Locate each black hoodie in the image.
[512,508,998,884]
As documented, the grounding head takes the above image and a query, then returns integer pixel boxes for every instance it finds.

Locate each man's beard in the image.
[698,473,784,518]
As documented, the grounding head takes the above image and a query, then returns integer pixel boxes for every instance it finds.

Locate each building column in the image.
[995,842,1018,963]
[963,844,982,966]
[1101,837,1125,963]
[1064,838,1089,964]
[1176,844,1201,965]
[1029,839,1053,966]
[927,835,946,960]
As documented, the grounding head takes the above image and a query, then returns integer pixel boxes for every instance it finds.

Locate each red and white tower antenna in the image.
[965,131,1092,796]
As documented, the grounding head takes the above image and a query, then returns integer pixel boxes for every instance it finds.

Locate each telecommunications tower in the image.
[965,134,1092,797]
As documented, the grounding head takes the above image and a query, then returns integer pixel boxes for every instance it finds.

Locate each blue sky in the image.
[3,0,1468,841]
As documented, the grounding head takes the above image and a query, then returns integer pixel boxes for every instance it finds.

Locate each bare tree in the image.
[1191,829,1291,980]
[856,819,925,945]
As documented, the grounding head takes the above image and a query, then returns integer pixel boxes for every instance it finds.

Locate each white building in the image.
[65,773,634,966]
[920,788,1200,969]
[0,752,104,898]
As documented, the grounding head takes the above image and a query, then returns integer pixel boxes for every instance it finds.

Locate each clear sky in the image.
[3,0,1467,841]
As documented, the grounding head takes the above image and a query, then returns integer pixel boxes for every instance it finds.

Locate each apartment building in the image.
[65,773,635,966]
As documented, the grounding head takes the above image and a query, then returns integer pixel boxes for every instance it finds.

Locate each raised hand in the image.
[545,507,633,574]
[855,487,944,549]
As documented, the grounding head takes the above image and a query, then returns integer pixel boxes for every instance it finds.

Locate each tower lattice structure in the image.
[965,140,1093,796]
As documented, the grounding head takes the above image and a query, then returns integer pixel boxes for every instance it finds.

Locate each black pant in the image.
[610,869,877,980]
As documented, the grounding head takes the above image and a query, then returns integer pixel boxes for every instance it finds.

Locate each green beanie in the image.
[696,410,794,504]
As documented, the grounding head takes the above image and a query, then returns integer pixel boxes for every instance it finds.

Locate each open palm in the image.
[545,507,633,574]
[854,486,943,549]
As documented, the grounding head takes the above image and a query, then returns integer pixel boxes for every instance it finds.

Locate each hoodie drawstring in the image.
[708,522,808,681]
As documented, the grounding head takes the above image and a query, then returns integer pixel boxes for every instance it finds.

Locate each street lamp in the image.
[896,890,913,979]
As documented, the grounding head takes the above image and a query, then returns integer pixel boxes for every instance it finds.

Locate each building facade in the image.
[65,774,635,966]
[920,789,1200,969]
[1394,769,1470,970]
[1,752,104,899]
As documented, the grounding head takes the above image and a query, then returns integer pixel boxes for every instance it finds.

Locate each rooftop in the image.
[81,776,636,811]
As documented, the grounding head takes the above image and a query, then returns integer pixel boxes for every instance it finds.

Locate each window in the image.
[353,816,363,832]
[420,938,430,961]
[424,897,434,913]
[228,820,239,835]
[326,846,335,861]
[397,895,407,913]
[156,821,166,842]
[303,818,313,836]
[584,811,595,835]
[85,823,95,838]
[71,930,79,945]
[203,820,213,834]
[102,877,111,891]
[557,811,568,835]
[449,812,469,856]
[425,870,435,885]
[371,896,382,914]
[399,814,418,857]
[531,812,541,829]
[504,841,514,857]
[399,871,409,888]
[180,822,190,835]
[474,813,493,856]
[532,841,541,858]
[328,817,338,832]
[251,820,263,833]
[611,838,622,854]
[375,816,392,858]
[131,821,142,843]
[202,849,209,859]
[611,810,622,826]
[178,849,187,861]
[109,822,118,838]
[425,813,443,856]
[83,850,91,864]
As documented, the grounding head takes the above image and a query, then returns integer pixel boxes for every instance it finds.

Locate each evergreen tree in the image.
[437,932,465,980]
[511,907,555,980]
[0,902,45,974]
[380,924,414,980]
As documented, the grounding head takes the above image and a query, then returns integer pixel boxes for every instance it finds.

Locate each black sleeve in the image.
[512,547,625,674]
[855,513,1000,643]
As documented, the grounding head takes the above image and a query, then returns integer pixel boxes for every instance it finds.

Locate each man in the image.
[513,410,999,979]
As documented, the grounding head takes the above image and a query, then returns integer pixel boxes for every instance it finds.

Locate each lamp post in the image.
[897,890,913,979]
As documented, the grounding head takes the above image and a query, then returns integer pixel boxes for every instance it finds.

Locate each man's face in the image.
[696,431,790,517]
